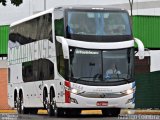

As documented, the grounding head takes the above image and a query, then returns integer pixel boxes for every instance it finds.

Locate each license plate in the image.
[96,101,108,106]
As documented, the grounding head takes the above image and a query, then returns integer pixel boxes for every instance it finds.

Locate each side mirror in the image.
[134,38,144,59]
[56,36,69,59]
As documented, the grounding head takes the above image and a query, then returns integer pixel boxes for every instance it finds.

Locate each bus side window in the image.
[56,42,65,78]
[22,59,54,82]
[32,60,38,81]
[54,18,64,37]
[49,61,54,79]
[22,62,34,82]
[38,59,44,80]
[38,59,54,81]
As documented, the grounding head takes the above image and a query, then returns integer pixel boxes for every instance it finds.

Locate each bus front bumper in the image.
[56,93,135,109]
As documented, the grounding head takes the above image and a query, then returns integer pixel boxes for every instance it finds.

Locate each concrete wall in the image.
[0,60,10,109]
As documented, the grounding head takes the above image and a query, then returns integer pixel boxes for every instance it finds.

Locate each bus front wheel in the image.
[53,101,64,117]
[49,90,64,117]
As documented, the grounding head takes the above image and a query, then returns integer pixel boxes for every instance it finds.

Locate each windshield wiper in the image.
[69,77,79,83]
[118,77,130,83]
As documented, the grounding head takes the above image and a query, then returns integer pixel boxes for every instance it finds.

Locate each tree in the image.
[0,0,22,6]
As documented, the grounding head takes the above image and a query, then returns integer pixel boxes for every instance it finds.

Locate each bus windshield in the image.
[67,11,131,36]
[69,47,134,85]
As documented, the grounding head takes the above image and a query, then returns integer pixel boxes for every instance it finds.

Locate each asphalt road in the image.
[1,113,160,120]
[0,113,119,120]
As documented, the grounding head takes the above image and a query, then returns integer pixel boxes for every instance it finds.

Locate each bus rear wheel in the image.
[102,108,121,117]
[47,90,54,116]
[14,97,18,108]
[14,91,18,108]
[43,89,48,109]
[17,93,29,114]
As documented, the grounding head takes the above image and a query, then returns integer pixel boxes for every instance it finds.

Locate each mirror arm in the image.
[56,36,69,59]
[134,38,144,59]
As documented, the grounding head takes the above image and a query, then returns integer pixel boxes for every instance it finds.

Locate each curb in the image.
[135,110,160,115]
[0,110,47,114]
[0,110,16,113]
[121,109,160,115]
[81,110,102,115]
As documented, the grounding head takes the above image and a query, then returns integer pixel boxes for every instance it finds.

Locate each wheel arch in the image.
[19,88,23,98]
[14,89,18,101]
[43,85,49,98]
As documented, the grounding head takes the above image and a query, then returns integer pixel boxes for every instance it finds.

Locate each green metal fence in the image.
[0,25,9,55]
[135,72,160,108]
[133,16,160,108]
[133,15,160,49]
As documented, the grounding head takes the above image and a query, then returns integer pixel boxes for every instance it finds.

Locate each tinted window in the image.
[22,62,34,82]
[69,47,134,86]
[22,59,54,82]
[55,18,64,36]
[56,41,65,77]
[9,14,52,48]
[54,10,66,78]
[67,11,131,36]
[65,10,133,42]
[54,9,64,37]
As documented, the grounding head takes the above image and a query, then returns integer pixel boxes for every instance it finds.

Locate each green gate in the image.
[0,25,9,56]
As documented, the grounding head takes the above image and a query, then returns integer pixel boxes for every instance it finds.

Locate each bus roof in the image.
[59,5,126,11]
[10,5,127,27]
[10,8,54,27]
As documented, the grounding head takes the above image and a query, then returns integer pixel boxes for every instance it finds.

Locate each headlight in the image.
[71,88,78,94]
[126,89,134,94]
[121,88,135,95]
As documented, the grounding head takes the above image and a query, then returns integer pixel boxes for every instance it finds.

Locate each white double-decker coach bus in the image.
[8,6,144,117]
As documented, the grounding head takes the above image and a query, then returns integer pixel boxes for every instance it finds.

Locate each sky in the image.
[0,0,160,25]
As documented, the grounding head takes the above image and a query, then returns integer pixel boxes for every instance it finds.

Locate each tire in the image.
[17,94,29,114]
[53,100,64,117]
[14,97,18,108]
[43,90,48,109]
[102,108,121,117]
[17,98,21,114]
[48,104,55,116]
[46,89,54,116]
[14,91,18,108]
